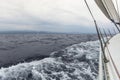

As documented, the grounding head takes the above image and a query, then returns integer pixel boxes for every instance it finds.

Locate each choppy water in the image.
[0,40,99,80]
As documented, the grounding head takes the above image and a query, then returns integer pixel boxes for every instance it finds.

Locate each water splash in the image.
[0,40,99,80]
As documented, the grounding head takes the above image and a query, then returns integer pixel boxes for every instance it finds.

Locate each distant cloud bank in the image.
[0,0,118,33]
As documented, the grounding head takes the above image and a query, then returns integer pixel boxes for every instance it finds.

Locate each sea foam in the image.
[0,40,99,80]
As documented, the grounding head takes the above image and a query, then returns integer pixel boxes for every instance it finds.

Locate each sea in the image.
[0,33,99,80]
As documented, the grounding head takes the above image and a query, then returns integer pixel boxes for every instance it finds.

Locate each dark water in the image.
[0,39,99,80]
[0,33,98,67]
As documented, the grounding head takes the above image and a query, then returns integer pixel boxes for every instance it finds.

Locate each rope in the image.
[113,27,117,34]
[102,0,120,32]
[108,29,112,37]
[99,28,106,44]
[83,0,108,62]
[103,28,109,42]
[84,0,95,21]
[113,21,120,32]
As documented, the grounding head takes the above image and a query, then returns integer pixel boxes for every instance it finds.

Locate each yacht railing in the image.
[83,0,120,80]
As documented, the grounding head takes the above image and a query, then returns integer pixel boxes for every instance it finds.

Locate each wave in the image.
[0,40,99,80]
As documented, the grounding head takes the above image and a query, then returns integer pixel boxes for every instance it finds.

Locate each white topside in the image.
[105,33,120,80]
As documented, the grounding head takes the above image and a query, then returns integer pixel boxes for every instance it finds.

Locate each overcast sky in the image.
[0,0,119,33]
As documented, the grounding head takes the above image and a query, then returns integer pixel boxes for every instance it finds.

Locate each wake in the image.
[0,40,99,80]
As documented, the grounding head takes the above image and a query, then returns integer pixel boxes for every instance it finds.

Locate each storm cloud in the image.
[0,0,119,33]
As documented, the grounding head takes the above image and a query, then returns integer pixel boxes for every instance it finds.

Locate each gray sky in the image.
[0,0,119,33]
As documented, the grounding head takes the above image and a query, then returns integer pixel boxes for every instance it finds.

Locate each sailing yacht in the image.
[84,0,120,80]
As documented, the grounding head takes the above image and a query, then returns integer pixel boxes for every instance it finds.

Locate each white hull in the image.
[99,33,120,80]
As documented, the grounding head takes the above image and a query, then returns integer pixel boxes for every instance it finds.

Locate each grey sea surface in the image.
[0,33,98,67]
